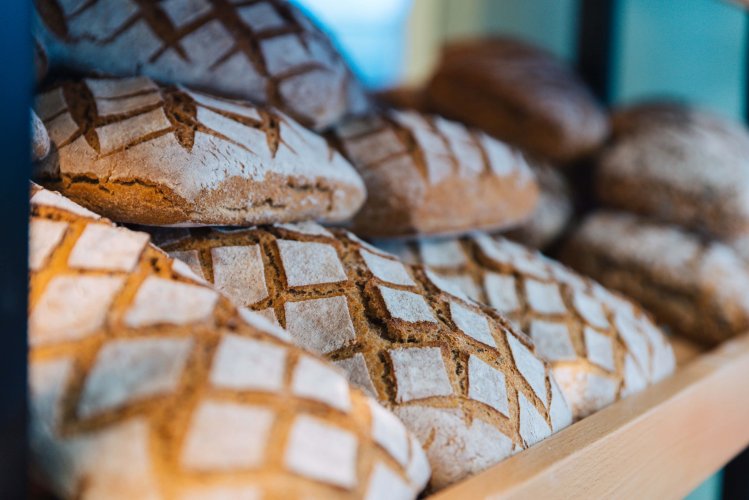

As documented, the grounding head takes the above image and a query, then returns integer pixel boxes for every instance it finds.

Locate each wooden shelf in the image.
[431,334,749,499]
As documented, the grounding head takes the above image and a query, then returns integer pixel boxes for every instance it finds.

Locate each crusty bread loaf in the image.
[424,37,609,164]
[504,163,573,249]
[332,109,538,238]
[148,222,572,489]
[33,0,369,130]
[34,76,366,226]
[562,211,749,346]
[597,102,749,239]
[29,185,429,499]
[32,110,50,162]
[376,234,675,419]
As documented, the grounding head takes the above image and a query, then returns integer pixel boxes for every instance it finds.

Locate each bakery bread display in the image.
[28,185,429,499]
[375,234,675,418]
[32,110,50,161]
[33,0,369,130]
[333,109,538,238]
[596,102,749,239]
[34,76,366,226]
[503,163,573,249]
[562,211,749,346]
[148,222,573,489]
[424,37,609,164]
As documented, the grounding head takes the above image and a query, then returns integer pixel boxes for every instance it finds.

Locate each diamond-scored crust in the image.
[563,210,749,347]
[152,222,572,490]
[28,184,428,500]
[332,109,539,238]
[377,234,676,419]
[33,0,370,130]
[34,76,366,226]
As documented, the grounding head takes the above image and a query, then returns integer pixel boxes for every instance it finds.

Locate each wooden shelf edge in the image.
[430,334,749,499]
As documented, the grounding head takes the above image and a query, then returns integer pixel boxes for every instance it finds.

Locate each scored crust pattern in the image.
[333,109,539,238]
[563,211,749,347]
[29,185,429,499]
[151,221,573,489]
[33,0,369,130]
[376,234,675,419]
[34,76,365,226]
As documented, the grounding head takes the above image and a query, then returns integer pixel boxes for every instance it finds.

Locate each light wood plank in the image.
[431,334,749,500]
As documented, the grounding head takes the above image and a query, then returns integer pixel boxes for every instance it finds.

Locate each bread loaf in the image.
[597,102,749,239]
[504,163,573,249]
[425,37,608,164]
[148,222,572,489]
[333,109,538,238]
[33,0,369,130]
[29,185,429,499]
[32,110,50,161]
[376,234,675,418]
[34,76,366,226]
[562,211,749,346]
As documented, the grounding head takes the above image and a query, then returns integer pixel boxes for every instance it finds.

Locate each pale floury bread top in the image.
[333,109,539,238]
[33,0,370,130]
[28,185,429,499]
[563,211,749,347]
[32,109,50,161]
[34,76,366,226]
[147,222,573,490]
[597,102,749,239]
[376,234,675,419]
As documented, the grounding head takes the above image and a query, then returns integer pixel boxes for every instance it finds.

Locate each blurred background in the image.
[294,0,747,120]
[291,0,746,498]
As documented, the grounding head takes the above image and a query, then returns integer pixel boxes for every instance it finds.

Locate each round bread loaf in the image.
[32,109,50,162]
[33,0,369,130]
[28,185,429,500]
[424,37,609,164]
[562,211,749,346]
[34,76,366,226]
[148,222,573,489]
[332,109,539,238]
[503,163,573,249]
[375,234,675,419]
[597,102,749,239]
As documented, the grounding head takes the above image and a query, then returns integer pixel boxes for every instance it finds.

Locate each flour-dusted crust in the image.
[34,77,366,226]
[504,163,573,249]
[151,222,572,489]
[563,211,749,346]
[32,109,50,162]
[33,0,369,130]
[597,102,749,238]
[333,109,538,238]
[377,234,675,419]
[28,185,429,500]
[424,37,608,164]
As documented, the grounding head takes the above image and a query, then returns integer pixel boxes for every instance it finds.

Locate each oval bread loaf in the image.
[597,102,749,239]
[333,109,539,238]
[34,76,366,226]
[503,163,573,249]
[563,211,749,346]
[33,0,369,130]
[28,185,429,499]
[148,222,573,489]
[425,37,609,164]
[376,234,675,419]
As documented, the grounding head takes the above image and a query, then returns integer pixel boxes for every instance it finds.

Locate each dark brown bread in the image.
[333,109,539,238]
[425,37,609,164]
[597,102,749,239]
[34,0,369,130]
[29,185,429,499]
[148,222,573,489]
[34,76,365,226]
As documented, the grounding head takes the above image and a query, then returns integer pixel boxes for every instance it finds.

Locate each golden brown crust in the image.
[424,37,609,164]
